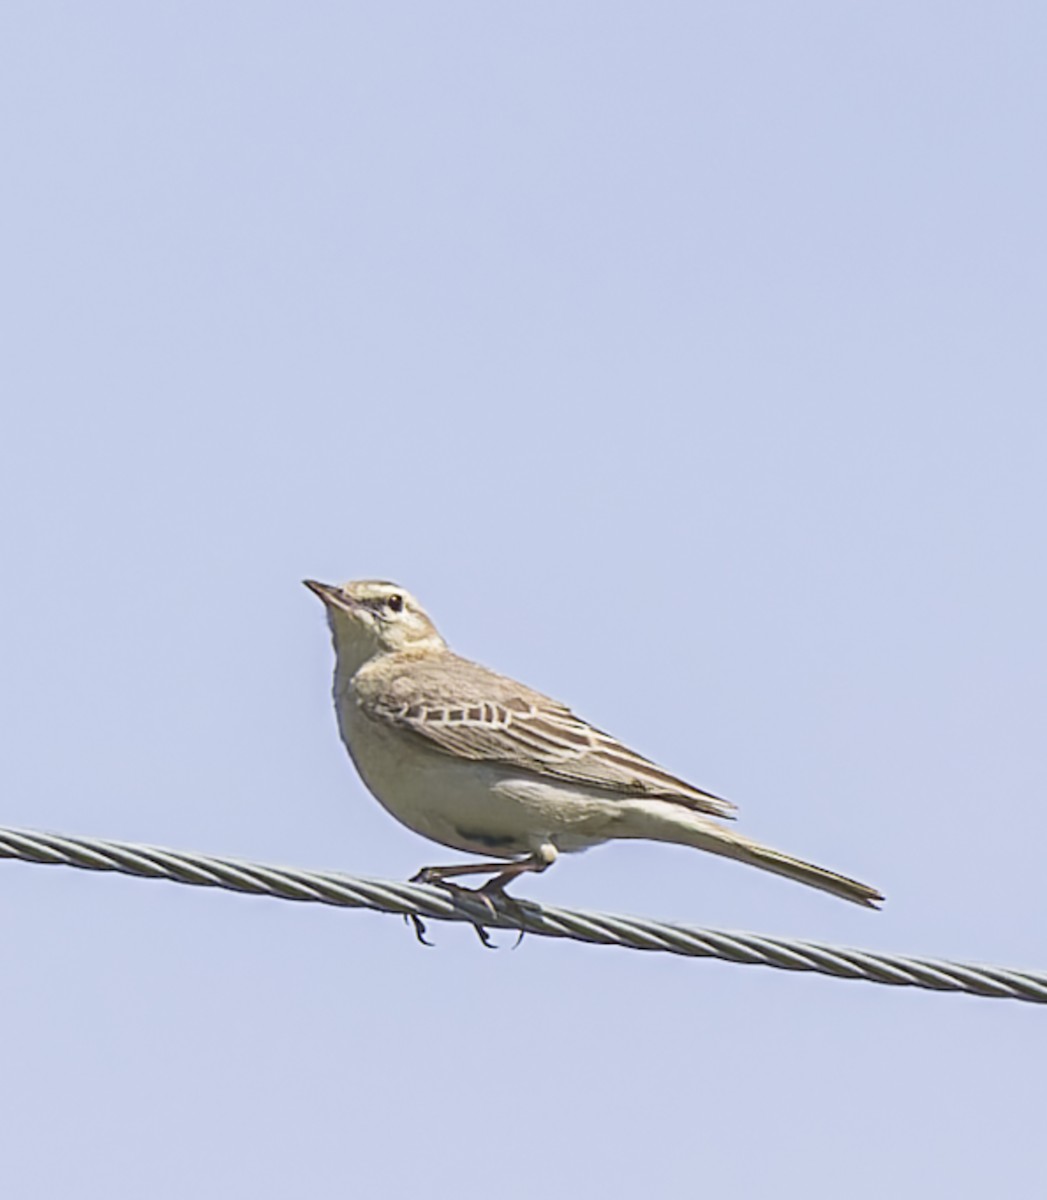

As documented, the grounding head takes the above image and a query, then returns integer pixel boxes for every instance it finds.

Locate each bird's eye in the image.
[387,594,404,613]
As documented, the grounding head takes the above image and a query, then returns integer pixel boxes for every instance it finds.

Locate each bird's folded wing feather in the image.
[360,655,736,819]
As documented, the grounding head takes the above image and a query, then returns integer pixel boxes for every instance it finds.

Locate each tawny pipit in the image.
[305,579,883,908]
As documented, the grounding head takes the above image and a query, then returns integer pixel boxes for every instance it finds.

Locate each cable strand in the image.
[1,825,1044,1005]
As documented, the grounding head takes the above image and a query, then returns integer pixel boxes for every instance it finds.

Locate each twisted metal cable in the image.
[1,824,1043,1005]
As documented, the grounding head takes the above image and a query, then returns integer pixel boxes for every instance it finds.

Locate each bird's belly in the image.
[338,703,621,858]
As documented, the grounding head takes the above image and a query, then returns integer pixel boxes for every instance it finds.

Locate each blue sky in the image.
[2,4,1045,1195]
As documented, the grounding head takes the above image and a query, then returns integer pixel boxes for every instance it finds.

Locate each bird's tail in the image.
[617,800,884,908]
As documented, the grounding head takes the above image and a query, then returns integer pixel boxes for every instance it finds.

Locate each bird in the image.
[305,578,883,910]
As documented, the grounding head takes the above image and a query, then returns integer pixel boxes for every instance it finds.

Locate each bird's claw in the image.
[404,912,435,946]
[471,923,497,949]
[475,883,528,948]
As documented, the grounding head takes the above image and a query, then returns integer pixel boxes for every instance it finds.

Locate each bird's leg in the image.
[476,847,556,897]
[411,843,558,889]
[408,846,557,947]
[406,860,514,946]
[473,853,555,946]
[410,858,528,886]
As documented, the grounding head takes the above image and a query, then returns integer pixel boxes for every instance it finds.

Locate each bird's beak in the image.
[303,579,354,612]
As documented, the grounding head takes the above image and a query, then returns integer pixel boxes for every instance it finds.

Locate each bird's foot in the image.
[406,873,529,948]
[405,876,501,947]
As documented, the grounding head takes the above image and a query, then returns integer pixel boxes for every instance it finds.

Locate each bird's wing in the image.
[360,655,736,820]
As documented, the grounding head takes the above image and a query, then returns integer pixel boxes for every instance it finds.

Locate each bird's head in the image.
[304,579,446,673]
